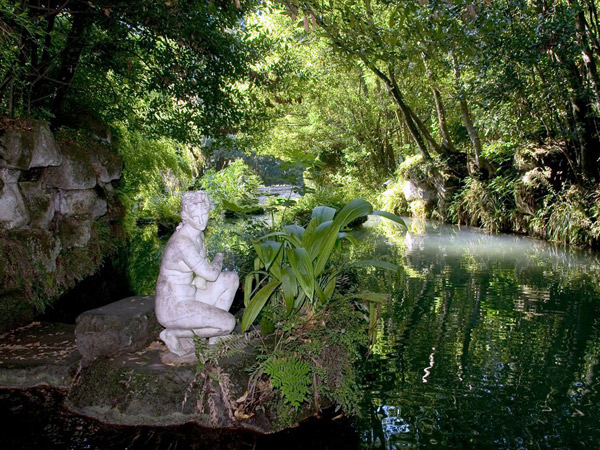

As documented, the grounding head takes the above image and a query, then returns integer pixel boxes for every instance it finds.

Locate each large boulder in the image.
[42,141,98,190]
[42,136,122,189]
[92,145,122,183]
[402,179,436,203]
[0,121,125,333]
[58,189,107,219]
[0,168,29,229]
[0,121,62,170]
[0,322,81,388]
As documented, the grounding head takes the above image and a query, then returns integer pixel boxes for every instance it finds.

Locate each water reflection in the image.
[360,219,600,449]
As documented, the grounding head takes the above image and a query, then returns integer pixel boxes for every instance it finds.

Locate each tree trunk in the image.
[562,55,599,182]
[451,50,483,172]
[573,4,600,112]
[30,14,57,105]
[50,9,92,123]
[422,52,456,154]
[369,65,433,160]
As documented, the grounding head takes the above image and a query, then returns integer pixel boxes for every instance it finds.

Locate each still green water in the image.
[357,218,600,449]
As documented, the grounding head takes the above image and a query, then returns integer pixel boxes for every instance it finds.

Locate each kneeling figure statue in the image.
[155,191,238,364]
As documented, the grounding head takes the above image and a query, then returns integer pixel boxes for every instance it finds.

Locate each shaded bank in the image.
[0,387,359,450]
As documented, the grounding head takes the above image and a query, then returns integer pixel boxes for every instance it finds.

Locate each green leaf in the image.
[284,224,305,246]
[288,247,314,301]
[281,266,298,314]
[372,209,407,228]
[311,205,336,225]
[241,280,281,332]
[255,231,289,241]
[338,232,359,246]
[315,283,327,303]
[323,276,336,301]
[333,199,373,229]
[254,240,283,279]
[260,314,275,336]
[304,220,335,260]
[262,356,312,409]
[244,273,254,307]
[294,290,307,311]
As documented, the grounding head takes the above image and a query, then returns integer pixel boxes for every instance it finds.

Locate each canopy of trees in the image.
[3,0,600,245]
[273,0,600,185]
[1,0,264,141]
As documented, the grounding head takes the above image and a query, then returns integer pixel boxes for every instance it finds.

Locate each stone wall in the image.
[0,120,123,332]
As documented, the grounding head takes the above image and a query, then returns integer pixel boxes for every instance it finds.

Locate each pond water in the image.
[356,218,600,449]
[3,218,600,449]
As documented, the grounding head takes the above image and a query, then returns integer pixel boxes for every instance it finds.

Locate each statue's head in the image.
[181,191,212,230]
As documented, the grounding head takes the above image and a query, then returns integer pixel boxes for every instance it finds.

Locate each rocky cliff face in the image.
[0,120,124,332]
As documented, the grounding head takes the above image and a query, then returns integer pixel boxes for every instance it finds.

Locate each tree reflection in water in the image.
[359,218,600,449]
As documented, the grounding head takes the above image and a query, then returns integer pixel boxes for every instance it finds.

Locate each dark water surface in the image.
[3,219,600,449]
[357,219,600,449]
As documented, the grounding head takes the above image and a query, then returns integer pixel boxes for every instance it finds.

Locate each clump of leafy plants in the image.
[236,296,371,428]
[238,199,405,416]
[532,185,596,247]
[377,179,410,217]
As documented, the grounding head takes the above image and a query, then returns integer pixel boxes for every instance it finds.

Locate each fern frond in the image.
[262,356,312,409]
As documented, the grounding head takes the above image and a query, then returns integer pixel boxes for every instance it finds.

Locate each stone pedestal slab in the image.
[75,295,161,362]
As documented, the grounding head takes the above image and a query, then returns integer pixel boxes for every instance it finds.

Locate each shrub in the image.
[541,185,594,247]
[242,199,405,334]
[199,159,262,214]
[116,128,197,293]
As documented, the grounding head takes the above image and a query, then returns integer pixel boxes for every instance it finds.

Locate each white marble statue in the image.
[155,191,238,363]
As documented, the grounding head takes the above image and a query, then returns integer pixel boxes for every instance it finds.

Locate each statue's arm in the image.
[178,238,222,282]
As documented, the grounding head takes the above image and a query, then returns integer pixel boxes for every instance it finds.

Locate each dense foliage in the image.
[251,0,600,246]
[1,0,263,142]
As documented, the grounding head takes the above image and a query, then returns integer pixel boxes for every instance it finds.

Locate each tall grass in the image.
[449,176,517,233]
